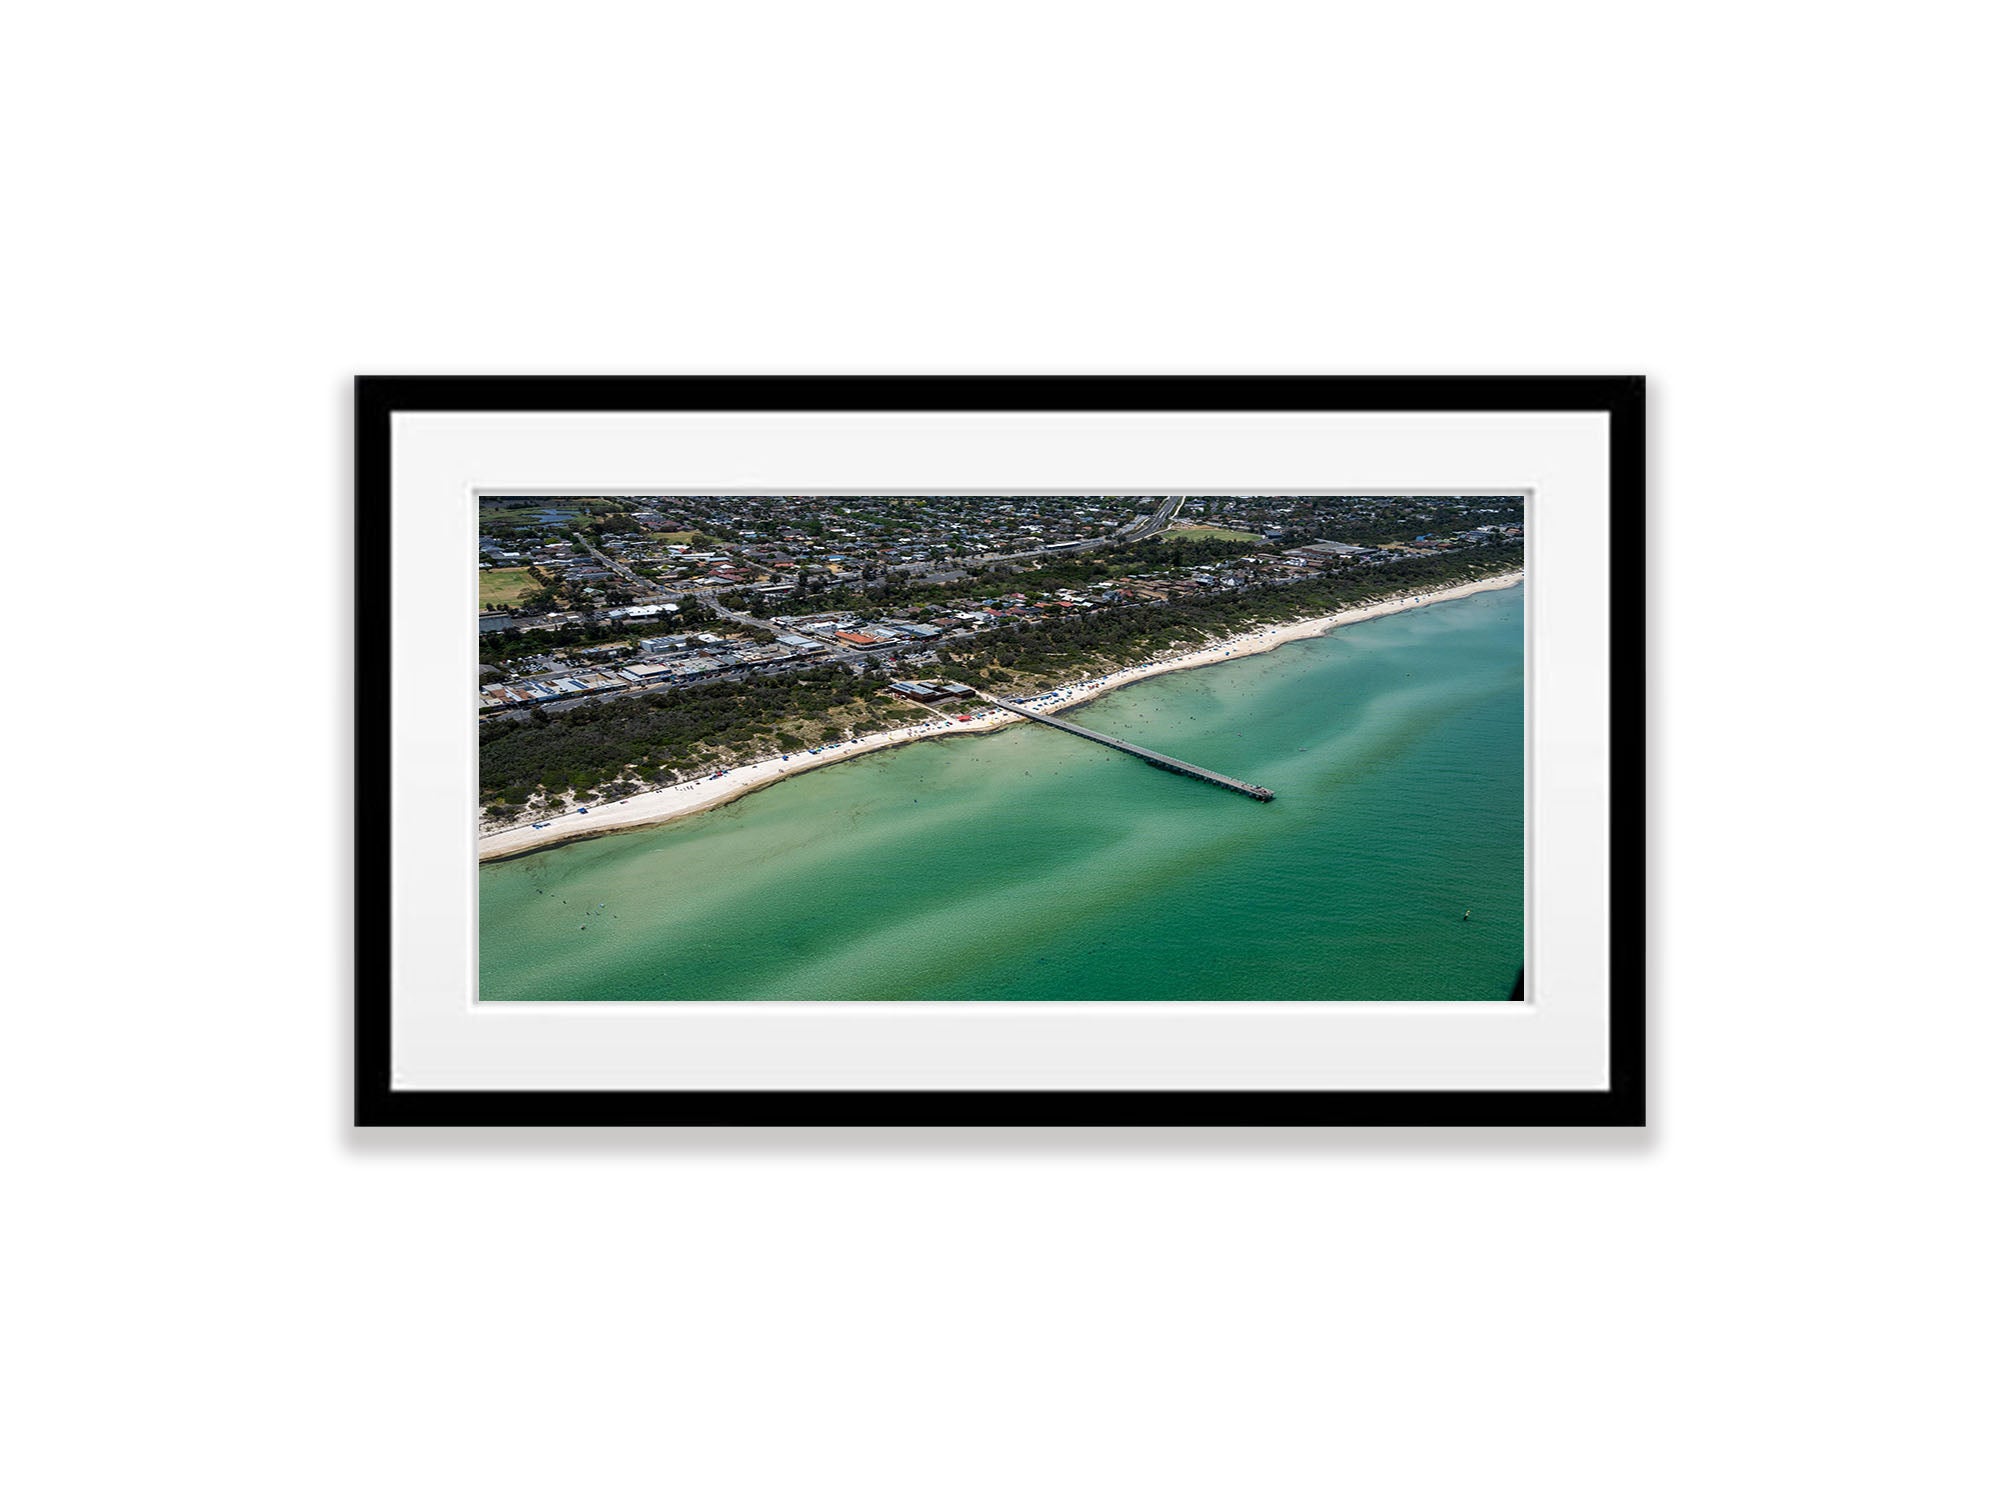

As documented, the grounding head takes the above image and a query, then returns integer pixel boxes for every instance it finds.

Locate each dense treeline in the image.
[1012,533,1261,589]
[937,545,1522,690]
[478,666,920,808]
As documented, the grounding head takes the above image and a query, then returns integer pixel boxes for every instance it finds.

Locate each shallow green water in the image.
[480,585,1524,1002]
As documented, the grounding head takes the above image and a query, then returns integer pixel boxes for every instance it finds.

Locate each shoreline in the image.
[477,570,1522,862]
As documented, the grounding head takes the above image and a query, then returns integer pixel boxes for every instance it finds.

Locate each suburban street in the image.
[970,495,1183,564]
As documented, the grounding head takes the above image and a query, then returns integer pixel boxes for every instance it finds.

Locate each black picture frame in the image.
[356,375,1645,1127]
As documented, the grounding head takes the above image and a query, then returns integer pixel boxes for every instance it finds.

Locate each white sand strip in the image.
[477,570,1521,861]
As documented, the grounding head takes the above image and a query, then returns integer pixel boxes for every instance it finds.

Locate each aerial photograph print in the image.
[476,492,1525,1004]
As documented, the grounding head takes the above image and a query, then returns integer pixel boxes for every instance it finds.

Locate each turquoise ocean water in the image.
[480,584,1524,1002]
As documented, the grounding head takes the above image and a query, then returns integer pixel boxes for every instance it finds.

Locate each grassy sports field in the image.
[479,568,539,607]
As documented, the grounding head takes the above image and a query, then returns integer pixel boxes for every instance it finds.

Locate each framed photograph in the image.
[357,376,1644,1125]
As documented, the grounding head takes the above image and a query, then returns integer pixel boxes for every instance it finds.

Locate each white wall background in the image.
[6,4,1992,1497]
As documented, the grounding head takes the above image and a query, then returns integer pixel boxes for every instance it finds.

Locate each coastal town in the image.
[477,493,1524,841]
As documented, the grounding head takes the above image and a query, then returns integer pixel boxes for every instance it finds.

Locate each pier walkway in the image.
[975,691,1274,801]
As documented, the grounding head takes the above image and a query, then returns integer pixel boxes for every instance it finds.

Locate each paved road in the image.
[572,533,656,595]
[1123,494,1184,541]
[969,494,1183,565]
[697,589,879,669]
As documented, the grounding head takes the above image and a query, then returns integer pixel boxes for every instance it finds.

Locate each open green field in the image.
[479,568,539,607]
[654,531,701,544]
[1159,524,1265,543]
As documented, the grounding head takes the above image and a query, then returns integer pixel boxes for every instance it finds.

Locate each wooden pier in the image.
[975,691,1274,801]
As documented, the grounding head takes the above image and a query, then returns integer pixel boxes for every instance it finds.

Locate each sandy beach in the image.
[477,570,1522,861]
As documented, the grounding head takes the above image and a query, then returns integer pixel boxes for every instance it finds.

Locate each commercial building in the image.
[621,662,679,683]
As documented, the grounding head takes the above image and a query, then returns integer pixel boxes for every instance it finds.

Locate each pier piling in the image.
[975,692,1274,801]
